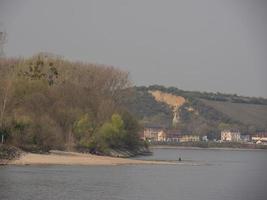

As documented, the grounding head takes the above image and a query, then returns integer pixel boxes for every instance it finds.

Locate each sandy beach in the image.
[7,150,173,166]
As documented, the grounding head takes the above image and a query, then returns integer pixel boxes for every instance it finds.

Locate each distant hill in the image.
[123,85,267,139]
[201,99,267,130]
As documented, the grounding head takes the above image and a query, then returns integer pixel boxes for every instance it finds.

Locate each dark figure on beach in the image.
[178,157,182,162]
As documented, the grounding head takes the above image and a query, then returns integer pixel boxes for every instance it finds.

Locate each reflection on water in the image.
[0,148,267,200]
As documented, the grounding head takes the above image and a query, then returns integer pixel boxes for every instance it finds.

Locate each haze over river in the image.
[1,147,267,200]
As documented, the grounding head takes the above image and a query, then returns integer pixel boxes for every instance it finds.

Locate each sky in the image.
[0,0,267,97]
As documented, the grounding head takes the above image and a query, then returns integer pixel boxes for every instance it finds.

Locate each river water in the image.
[0,147,267,200]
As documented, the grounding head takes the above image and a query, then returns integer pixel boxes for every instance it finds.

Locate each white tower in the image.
[172,106,179,128]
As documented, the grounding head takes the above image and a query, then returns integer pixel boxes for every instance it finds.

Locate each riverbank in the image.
[0,145,23,164]
[150,141,267,150]
[4,150,173,166]
[151,145,267,151]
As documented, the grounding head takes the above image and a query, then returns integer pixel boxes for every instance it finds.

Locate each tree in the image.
[99,114,125,148]
[73,113,94,145]
[121,111,140,149]
[0,54,140,153]
[0,61,17,142]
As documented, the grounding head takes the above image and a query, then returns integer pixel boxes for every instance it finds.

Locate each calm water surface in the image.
[1,148,267,200]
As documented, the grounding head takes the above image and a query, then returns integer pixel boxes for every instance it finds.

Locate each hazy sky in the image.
[0,0,267,97]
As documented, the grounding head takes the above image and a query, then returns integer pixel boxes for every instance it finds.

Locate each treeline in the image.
[0,54,143,153]
[144,85,267,105]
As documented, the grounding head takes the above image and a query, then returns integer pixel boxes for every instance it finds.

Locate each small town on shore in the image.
[140,126,267,146]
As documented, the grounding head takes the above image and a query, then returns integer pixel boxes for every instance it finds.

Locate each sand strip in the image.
[7,151,174,166]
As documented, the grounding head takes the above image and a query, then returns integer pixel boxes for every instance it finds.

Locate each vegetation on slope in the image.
[125,85,267,139]
[146,85,267,105]
[201,99,267,130]
[122,87,173,127]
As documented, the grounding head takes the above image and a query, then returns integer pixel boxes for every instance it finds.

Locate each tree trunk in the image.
[67,129,74,151]
[0,81,10,129]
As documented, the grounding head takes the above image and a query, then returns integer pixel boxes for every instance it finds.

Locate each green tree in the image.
[99,114,125,148]
[73,113,94,145]
[121,111,140,149]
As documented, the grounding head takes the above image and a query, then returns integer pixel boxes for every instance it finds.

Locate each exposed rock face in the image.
[149,90,185,108]
[149,90,186,127]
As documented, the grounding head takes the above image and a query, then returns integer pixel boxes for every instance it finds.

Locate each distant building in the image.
[158,130,167,141]
[179,135,200,142]
[202,135,208,142]
[139,131,145,140]
[221,130,241,142]
[143,127,165,142]
[166,130,182,142]
[251,132,267,144]
[142,127,201,143]
[240,135,250,142]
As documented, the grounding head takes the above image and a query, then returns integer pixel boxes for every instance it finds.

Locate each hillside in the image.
[122,88,173,127]
[124,86,267,139]
[201,99,267,130]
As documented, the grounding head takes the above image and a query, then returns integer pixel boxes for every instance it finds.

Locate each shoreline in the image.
[150,145,267,151]
[3,150,173,166]
[2,146,266,166]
